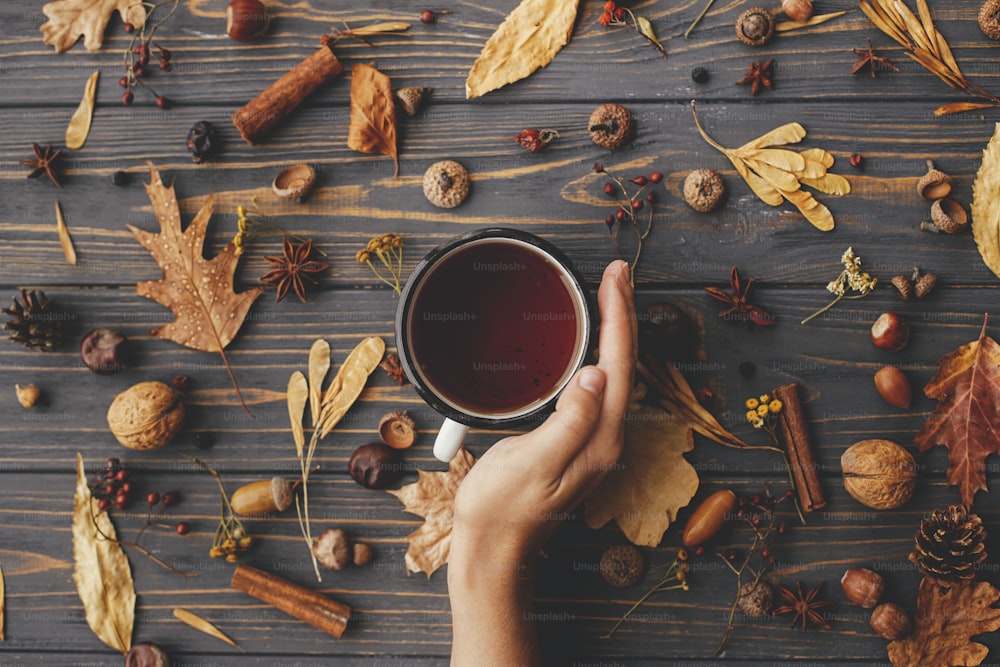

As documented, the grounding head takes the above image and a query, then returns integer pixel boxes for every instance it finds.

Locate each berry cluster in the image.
[593,163,661,274]
[598,0,627,26]
[89,458,133,512]
[119,0,180,108]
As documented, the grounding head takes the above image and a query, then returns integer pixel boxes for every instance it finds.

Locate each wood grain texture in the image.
[5,0,1000,664]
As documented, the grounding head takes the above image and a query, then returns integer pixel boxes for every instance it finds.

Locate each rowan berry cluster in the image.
[119,0,180,108]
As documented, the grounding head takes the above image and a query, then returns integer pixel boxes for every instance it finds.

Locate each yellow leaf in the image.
[307,339,330,426]
[72,454,135,654]
[799,147,834,169]
[730,155,784,206]
[287,371,307,458]
[636,16,666,57]
[65,69,99,149]
[41,0,146,52]
[971,122,1000,281]
[318,336,385,437]
[465,0,580,99]
[934,101,996,116]
[739,122,806,151]
[782,189,835,231]
[801,173,852,196]
[744,148,805,173]
[55,199,77,266]
[173,608,240,650]
[347,63,398,176]
[893,0,932,53]
[744,158,801,192]
[775,10,850,31]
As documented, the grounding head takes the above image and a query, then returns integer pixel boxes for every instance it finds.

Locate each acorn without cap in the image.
[588,103,634,150]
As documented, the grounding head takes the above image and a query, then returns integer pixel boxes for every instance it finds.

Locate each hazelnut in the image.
[600,545,645,588]
[379,411,417,449]
[272,164,316,201]
[735,7,776,47]
[930,198,968,234]
[683,168,725,212]
[889,275,913,301]
[423,160,469,208]
[107,381,184,450]
[982,0,1000,39]
[682,489,737,547]
[841,439,917,510]
[914,272,938,298]
[781,0,813,21]
[353,542,374,566]
[395,86,432,116]
[125,642,170,667]
[736,580,774,618]
[874,365,912,409]
[840,568,884,608]
[80,328,128,374]
[916,160,952,199]
[313,527,352,570]
[349,442,402,489]
[226,0,271,42]
[231,476,294,516]
[870,602,912,640]
[15,383,40,408]
[588,103,634,150]
[870,312,909,352]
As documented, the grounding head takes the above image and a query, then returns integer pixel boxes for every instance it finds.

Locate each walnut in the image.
[106,381,184,450]
[841,439,916,510]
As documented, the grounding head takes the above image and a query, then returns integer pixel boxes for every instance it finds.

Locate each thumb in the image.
[515,366,606,476]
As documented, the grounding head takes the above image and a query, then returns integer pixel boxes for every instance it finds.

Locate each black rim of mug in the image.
[394,227,593,428]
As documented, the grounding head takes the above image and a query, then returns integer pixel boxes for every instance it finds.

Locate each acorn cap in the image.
[379,411,417,449]
[395,87,432,116]
[423,160,469,208]
[600,545,645,588]
[588,103,634,150]
[916,160,952,200]
[914,272,937,298]
[890,275,913,301]
[930,198,968,234]
[683,168,725,212]
[735,7,776,47]
[980,0,1000,40]
[270,476,294,512]
[272,164,316,201]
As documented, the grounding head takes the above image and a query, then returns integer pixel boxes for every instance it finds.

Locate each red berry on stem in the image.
[104,484,115,496]
[98,498,111,512]
[156,96,171,109]
[615,209,626,222]
[649,171,663,184]
[603,182,616,196]
[631,199,644,211]
[115,469,128,482]
[646,192,656,203]
[162,491,178,507]
[106,457,120,470]
[630,175,648,186]
[123,22,135,33]
[694,545,705,556]
[147,491,160,506]
[604,215,615,226]
[114,499,127,511]
[159,61,172,72]
[119,76,129,88]
[175,521,191,535]
[120,482,132,494]
[133,66,145,78]
[420,10,435,23]
[122,90,135,106]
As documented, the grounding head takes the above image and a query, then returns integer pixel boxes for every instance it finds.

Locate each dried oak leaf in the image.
[41,0,146,53]
[971,122,1000,281]
[127,165,263,413]
[915,317,1000,507]
[465,0,580,99]
[72,453,135,654]
[348,63,398,176]
[888,577,1000,667]
[387,448,476,577]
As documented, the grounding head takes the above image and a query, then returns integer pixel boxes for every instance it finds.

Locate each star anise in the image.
[773,581,833,632]
[851,38,899,78]
[380,352,409,386]
[737,59,775,96]
[704,266,774,326]
[260,238,329,303]
[20,143,63,187]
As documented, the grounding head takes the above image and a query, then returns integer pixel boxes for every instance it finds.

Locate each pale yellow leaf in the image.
[307,339,330,426]
[72,454,135,654]
[796,157,827,180]
[0,562,5,641]
[743,148,805,173]
[66,69,99,149]
[800,173,852,195]
[782,185,821,211]
[55,200,77,266]
[745,158,801,192]
[173,608,240,650]
[41,0,146,52]
[800,147,834,169]
[465,0,580,99]
[730,155,784,206]
[893,0,932,52]
[636,16,666,57]
[971,122,1000,281]
[775,10,850,32]
[287,371,307,458]
[935,29,963,79]
[739,122,806,151]
[782,188,835,231]
[935,101,997,116]
[347,21,411,36]
[319,336,385,437]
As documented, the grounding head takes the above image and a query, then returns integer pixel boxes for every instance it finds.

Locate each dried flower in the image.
[705,266,774,326]
[380,352,408,386]
[598,1,666,58]
[233,199,328,257]
[603,549,689,638]
[357,233,405,295]
[186,456,253,562]
[850,38,899,78]
[801,247,877,324]
[773,581,833,631]
[21,143,63,187]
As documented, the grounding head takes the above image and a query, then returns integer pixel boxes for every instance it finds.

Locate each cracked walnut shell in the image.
[107,381,184,450]
[841,439,916,510]
[981,0,1000,40]
[423,160,469,208]
[588,103,634,149]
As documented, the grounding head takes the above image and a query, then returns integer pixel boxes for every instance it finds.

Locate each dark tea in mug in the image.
[406,238,585,418]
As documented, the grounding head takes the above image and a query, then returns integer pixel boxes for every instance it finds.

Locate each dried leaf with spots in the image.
[888,577,1000,667]
[972,123,1000,281]
[173,608,240,650]
[347,64,398,176]
[65,70,99,149]
[41,0,146,52]
[465,0,580,99]
[388,448,476,576]
[72,454,135,654]
[127,165,263,415]
[915,317,1000,507]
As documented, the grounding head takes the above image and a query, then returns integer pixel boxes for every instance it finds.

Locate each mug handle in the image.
[434,418,470,462]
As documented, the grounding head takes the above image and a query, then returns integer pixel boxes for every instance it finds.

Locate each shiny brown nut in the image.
[226,0,271,42]
[80,328,128,374]
[231,477,294,516]
[348,442,402,489]
[841,568,884,608]
[870,312,909,352]
[870,602,912,640]
[682,489,737,547]
[874,365,912,409]
[841,439,917,510]
[106,381,184,450]
[125,642,170,667]
[781,0,813,21]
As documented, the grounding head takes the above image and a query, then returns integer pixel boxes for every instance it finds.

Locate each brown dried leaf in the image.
[173,608,240,650]
[972,123,1000,280]
[0,562,5,641]
[41,0,146,52]
[127,165,263,412]
[888,577,1000,667]
[287,371,307,457]
[72,454,135,654]
[308,339,331,426]
[65,70,99,149]
[387,448,476,576]
[465,0,580,99]
[915,317,1000,507]
[347,63,398,176]
[55,200,77,266]
[318,336,385,437]
[774,10,850,31]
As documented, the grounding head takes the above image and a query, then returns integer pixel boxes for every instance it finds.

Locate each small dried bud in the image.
[15,383,40,408]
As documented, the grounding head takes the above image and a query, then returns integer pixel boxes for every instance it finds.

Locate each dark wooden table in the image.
[3,0,1000,664]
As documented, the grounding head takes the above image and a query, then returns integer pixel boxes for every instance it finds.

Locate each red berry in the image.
[778,521,787,535]
[120,482,132,494]
[760,548,771,559]
[119,76,129,88]
[159,61,172,72]
[646,192,656,203]
[175,521,191,535]
[155,96,170,109]
[123,22,135,33]
[752,495,761,506]
[631,199,644,211]
[104,484,115,496]
[106,457,120,470]
[649,171,663,184]
[162,491,179,507]
[115,469,128,482]
[694,545,705,556]
[420,9,435,23]
[750,515,761,527]
[122,91,134,105]
[133,66,145,78]
[630,175,648,186]
[147,492,160,506]
[603,182,616,196]
[784,489,795,499]
[98,498,111,512]
[157,46,171,61]
[172,375,191,392]
[114,499,127,511]
[615,209,626,222]
[604,215,614,226]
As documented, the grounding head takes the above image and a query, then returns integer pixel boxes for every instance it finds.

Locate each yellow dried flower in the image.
[746,410,759,423]
[758,394,770,404]
[745,397,760,410]
[366,237,380,252]
[678,549,688,561]
[239,536,253,550]
[756,404,769,417]
[209,546,223,559]
[356,249,371,264]
[768,399,783,414]
[225,553,238,563]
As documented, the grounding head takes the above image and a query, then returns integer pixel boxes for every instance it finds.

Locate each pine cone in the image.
[2,289,70,352]
[909,505,987,586]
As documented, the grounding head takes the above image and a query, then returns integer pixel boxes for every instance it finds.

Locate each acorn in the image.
[231,477,294,516]
[272,164,316,201]
[916,160,952,200]
[226,0,271,42]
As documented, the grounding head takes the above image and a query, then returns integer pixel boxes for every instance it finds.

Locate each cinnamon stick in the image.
[773,383,826,512]
[230,564,350,638]
[232,38,343,145]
